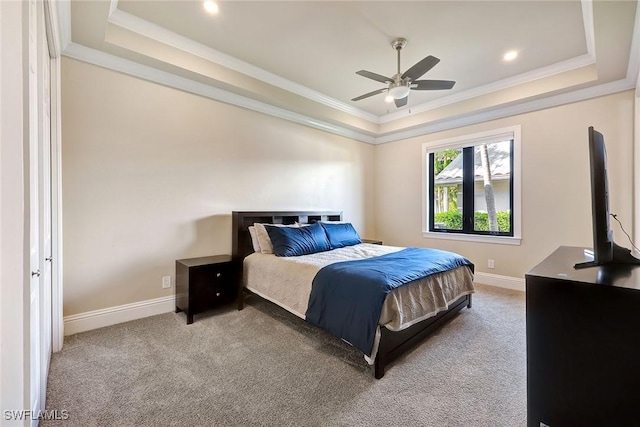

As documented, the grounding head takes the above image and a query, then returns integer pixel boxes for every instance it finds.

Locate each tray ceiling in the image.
[61,0,639,143]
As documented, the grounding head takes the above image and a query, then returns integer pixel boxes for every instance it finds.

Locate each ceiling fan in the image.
[352,38,456,108]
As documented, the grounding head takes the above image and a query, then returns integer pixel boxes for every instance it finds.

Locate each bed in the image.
[231,210,474,379]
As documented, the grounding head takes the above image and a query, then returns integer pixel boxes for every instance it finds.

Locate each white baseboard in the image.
[474,271,525,292]
[62,273,521,336]
[63,295,175,336]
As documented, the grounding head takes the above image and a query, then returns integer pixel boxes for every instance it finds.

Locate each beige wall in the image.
[374,91,635,279]
[62,55,635,313]
[61,58,375,316]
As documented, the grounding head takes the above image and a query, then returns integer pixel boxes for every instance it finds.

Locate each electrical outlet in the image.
[487,259,495,269]
[162,276,171,289]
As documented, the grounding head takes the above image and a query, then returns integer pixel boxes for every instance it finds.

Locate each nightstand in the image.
[362,239,383,245]
[175,255,238,324]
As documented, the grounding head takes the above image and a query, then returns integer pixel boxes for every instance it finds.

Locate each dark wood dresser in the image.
[175,255,237,324]
[525,246,640,427]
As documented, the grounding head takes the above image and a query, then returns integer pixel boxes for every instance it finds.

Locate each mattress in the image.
[243,243,474,335]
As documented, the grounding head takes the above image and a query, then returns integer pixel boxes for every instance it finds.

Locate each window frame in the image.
[422,125,522,245]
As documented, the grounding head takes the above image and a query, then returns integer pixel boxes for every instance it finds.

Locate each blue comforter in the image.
[305,247,474,357]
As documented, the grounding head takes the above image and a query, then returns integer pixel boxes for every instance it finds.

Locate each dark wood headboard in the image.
[231,210,342,264]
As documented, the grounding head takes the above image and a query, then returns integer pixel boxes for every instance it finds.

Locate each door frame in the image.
[44,0,64,352]
[0,0,31,414]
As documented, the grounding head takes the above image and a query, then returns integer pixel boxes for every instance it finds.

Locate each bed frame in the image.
[231,210,472,379]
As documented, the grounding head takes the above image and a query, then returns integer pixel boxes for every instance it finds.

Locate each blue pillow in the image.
[265,222,331,257]
[320,222,361,249]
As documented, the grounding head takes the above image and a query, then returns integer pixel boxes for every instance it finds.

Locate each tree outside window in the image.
[429,140,513,236]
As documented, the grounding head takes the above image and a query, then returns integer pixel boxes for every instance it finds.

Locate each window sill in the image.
[422,231,521,245]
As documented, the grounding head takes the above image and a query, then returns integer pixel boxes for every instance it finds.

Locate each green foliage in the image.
[434,210,463,230]
[434,185,459,211]
[433,149,461,175]
[434,211,511,233]
[473,211,511,232]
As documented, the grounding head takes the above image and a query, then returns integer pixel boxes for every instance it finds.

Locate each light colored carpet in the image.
[43,284,526,426]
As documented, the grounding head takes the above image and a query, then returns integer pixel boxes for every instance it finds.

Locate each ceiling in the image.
[60,0,639,143]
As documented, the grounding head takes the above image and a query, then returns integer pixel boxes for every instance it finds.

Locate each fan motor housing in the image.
[391,38,407,51]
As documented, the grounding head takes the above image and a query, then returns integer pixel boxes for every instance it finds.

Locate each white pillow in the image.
[248,226,261,253]
[253,223,298,254]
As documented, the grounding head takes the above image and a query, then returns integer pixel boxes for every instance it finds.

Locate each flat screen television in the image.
[574,126,640,269]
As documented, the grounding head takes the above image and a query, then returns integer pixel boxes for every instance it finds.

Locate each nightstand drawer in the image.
[192,268,235,311]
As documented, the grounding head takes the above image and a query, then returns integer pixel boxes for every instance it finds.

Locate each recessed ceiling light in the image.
[203,0,219,15]
[503,50,518,62]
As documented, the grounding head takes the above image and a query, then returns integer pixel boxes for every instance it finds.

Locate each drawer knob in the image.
[216,272,221,277]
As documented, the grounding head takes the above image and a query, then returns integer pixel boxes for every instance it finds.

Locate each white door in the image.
[38,0,53,411]
[29,0,54,423]
[28,0,42,421]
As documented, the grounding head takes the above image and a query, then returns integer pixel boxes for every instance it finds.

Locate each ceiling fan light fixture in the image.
[389,85,410,99]
[352,37,455,108]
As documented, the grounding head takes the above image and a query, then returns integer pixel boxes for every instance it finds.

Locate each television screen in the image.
[574,127,640,269]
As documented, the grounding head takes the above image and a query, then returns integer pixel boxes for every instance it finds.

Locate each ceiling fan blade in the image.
[411,80,456,90]
[401,55,440,81]
[351,88,388,102]
[394,96,408,108]
[356,70,393,84]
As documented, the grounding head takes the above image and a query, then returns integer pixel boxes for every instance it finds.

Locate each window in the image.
[422,126,521,245]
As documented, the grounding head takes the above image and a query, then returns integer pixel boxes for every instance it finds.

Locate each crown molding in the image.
[374,78,635,144]
[107,1,599,127]
[62,42,376,145]
[107,7,381,124]
[58,0,637,146]
[380,1,597,124]
[581,0,596,58]
[109,0,119,16]
[56,0,71,52]
[627,0,640,96]
[44,0,62,58]
[378,53,596,124]
[62,40,634,147]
